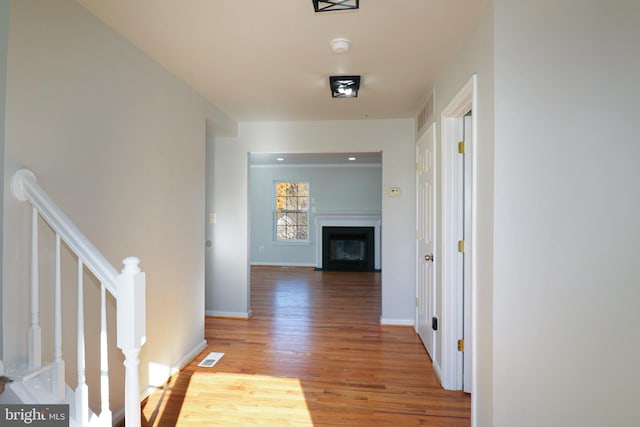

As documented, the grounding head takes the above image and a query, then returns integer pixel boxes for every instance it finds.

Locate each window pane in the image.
[274,181,309,241]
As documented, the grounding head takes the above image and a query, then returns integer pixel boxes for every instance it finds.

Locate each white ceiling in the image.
[75,0,486,123]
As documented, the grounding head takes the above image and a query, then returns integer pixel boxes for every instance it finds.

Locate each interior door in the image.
[416,124,436,359]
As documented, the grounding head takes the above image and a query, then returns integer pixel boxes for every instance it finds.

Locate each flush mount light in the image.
[313,0,359,12]
[348,157,357,161]
[329,75,361,98]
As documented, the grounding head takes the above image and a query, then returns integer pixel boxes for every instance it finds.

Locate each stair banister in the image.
[11,168,146,427]
[12,169,119,294]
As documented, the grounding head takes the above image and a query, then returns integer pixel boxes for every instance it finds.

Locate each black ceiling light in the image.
[313,0,359,13]
[330,75,361,98]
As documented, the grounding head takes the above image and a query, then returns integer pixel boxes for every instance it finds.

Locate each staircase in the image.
[2,169,147,427]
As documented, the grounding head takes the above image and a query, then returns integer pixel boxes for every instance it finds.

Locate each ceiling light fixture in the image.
[330,38,351,54]
[348,157,357,161]
[313,0,359,13]
[329,75,361,98]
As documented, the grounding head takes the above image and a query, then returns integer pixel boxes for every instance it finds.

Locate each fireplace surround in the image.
[314,212,381,271]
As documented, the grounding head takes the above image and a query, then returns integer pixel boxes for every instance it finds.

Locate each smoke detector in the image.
[330,38,351,54]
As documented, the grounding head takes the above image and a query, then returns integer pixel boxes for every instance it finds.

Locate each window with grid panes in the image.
[274,181,309,241]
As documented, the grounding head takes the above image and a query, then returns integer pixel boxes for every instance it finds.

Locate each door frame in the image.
[440,75,477,407]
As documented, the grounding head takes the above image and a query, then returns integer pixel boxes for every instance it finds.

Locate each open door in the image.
[416,124,436,359]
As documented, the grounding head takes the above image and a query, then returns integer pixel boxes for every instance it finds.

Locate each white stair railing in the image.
[11,168,146,427]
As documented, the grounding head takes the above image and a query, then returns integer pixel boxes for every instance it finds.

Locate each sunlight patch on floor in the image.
[177,371,314,426]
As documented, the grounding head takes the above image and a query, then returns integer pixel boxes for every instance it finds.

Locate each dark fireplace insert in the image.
[322,226,375,271]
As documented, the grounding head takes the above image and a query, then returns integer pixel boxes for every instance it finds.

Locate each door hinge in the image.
[458,240,465,252]
[416,163,419,172]
[415,297,419,307]
[458,339,465,352]
[458,141,465,154]
[416,230,420,240]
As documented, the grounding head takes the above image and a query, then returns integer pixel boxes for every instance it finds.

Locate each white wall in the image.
[207,120,415,323]
[3,0,217,411]
[249,164,382,266]
[492,1,640,426]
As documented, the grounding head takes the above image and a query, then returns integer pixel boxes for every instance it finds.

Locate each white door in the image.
[416,124,436,359]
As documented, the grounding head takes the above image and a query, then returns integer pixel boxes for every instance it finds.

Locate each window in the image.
[274,181,309,241]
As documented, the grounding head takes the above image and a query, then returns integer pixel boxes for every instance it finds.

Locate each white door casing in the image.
[462,112,473,394]
[416,123,437,360]
[441,75,477,408]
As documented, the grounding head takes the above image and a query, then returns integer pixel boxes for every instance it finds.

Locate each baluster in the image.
[117,257,146,427]
[99,282,112,425]
[52,235,65,401]
[76,259,88,425]
[29,207,42,370]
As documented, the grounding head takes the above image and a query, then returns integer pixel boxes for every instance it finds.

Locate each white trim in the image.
[469,82,479,415]
[380,317,414,326]
[135,338,208,414]
[205,310,252,319]
[441,75,478,425]
[432,359,444,386]
[176,340,208,372]
[314,212,381,270]
[271,241,313,246]
[250,262,317,267]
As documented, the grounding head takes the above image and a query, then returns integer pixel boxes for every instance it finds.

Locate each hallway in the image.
[139,266,470,426]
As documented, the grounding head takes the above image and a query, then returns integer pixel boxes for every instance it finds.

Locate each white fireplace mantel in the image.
[314,212,381,270]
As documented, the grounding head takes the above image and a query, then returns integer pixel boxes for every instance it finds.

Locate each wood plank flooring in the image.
[138,266,470,426]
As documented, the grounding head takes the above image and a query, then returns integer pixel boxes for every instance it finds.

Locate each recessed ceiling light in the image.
[348,157,356,161]
[276,157,284,161]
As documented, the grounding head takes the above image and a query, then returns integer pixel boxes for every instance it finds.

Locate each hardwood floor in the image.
[138,266,470,426]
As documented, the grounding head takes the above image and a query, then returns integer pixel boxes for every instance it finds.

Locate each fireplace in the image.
[322,226,375,271]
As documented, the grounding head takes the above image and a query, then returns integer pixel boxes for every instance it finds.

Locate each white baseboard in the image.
[433,359,444,387]
[205,310,252,319]
[380,317,414,326]
[140,339,208,400]
[250,262,317,267]
[175,339,209,372]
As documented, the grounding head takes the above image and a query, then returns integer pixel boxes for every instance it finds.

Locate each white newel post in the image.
[117,257,146,427]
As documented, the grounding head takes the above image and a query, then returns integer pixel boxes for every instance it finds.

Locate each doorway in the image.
[247,151,383,312]
[441,76,477,401]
